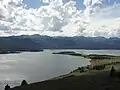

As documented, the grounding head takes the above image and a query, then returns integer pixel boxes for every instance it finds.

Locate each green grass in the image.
[11,69,120,90]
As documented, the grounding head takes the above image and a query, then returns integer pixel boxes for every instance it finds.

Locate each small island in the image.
[0,51,21,54]
[0,49,44,54]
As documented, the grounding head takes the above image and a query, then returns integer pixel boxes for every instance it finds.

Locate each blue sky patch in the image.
[23,0,120,9]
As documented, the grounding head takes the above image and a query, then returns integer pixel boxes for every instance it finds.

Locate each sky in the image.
[0,0,120,37]
[23,0,85,9]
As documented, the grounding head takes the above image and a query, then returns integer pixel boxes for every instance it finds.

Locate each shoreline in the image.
[9,51,120,90]
[53,51,120,64]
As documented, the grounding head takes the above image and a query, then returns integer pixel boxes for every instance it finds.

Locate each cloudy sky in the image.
[0,0,120,37]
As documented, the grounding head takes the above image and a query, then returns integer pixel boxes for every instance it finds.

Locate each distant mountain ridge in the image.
[0,35,120,50]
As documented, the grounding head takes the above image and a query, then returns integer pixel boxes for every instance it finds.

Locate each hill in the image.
[0,35,120,50]
[10,70,120,90]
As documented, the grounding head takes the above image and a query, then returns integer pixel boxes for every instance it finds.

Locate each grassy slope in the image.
[11,68,120,90]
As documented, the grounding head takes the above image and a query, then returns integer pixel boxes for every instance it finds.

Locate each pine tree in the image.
[110,66,116,77]
[5,84,10,90]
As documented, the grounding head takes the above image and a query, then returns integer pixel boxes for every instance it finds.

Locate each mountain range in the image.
[0,35,120,50]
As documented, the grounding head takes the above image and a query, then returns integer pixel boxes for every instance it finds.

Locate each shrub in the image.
[21,80,28,86]
[78,67,86,73]
[93,65,105,70]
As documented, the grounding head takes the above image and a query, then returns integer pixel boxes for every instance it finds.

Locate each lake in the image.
[0,49,120,90]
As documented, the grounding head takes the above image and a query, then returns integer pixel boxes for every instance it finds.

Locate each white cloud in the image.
[0,0,120,37]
